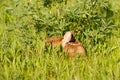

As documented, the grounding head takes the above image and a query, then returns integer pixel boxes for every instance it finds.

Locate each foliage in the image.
[0,0,120,80]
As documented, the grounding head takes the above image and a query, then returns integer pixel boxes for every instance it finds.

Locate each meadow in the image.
[0,0,120,80]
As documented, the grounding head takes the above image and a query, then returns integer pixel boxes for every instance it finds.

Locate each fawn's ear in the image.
[63,31,73,42]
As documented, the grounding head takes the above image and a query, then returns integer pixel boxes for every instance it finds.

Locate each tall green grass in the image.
[0,0,120,80]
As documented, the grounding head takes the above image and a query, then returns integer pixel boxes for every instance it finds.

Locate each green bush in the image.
[0,0,120,80]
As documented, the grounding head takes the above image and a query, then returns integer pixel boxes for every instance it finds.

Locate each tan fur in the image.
[63,41,86,57]
[46,31,87,57]
[45,36,63,47]
[62,31,86,57]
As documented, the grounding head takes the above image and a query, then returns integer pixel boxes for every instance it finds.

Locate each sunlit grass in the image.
[0,0,120,80]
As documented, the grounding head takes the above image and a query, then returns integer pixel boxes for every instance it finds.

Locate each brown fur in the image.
[63,40,86,57]
[45,36,63,47]
[45,31,87,57]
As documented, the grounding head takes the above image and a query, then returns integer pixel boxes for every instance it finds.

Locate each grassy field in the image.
[0,0,120,80]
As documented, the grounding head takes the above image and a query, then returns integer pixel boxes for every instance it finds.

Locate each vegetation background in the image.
[0,0,120,80]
